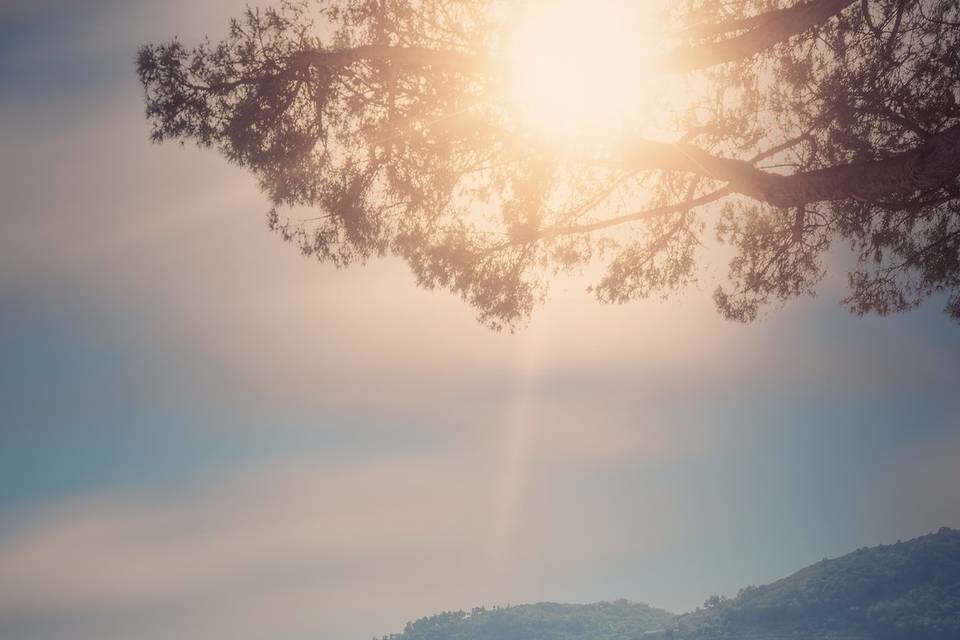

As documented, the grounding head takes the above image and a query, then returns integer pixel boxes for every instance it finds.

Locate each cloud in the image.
[0,449,686,640]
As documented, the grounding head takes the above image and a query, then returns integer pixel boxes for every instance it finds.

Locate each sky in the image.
[1,2,959,639]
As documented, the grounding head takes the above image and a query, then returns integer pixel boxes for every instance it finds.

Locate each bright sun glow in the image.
[501,0,674,143]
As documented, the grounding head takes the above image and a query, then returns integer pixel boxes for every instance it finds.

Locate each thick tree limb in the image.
[664,0,858,71]
[291,1,859,77]
[741,124,960,206]
[616,125,960,207]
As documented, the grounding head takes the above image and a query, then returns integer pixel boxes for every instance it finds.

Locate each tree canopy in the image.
[387,600,676,640]
[138,0,960,329]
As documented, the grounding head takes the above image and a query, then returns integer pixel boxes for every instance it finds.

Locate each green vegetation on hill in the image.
[680,527,960,640]
[387,600,676,640]
[387,528,960,640]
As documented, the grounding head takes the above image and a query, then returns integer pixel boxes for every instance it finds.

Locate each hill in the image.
[387,600,677,640]
[388,528,960,640]
[678,527,960,640]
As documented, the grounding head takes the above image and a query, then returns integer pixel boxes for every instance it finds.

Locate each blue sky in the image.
[1,2,959,639]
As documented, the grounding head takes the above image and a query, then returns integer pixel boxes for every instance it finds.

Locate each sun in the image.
[499,0,673,144]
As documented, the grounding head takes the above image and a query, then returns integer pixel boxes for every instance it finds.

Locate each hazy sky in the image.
[1,2,959,639]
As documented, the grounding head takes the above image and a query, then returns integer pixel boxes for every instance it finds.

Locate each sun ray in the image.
[488,335,542,580]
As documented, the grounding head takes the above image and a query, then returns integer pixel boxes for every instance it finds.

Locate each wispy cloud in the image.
[0,449,685,640]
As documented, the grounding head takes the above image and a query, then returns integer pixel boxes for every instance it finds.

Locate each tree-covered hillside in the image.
[387,528,960,640]
[390,527,960,640]
[387,600,676,640]
[680,527,960,640]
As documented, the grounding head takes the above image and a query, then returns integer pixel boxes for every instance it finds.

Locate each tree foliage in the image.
[680,527,960,640]
[138,0,960,329]
[378,529,960,640]
[388,600,676,640]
